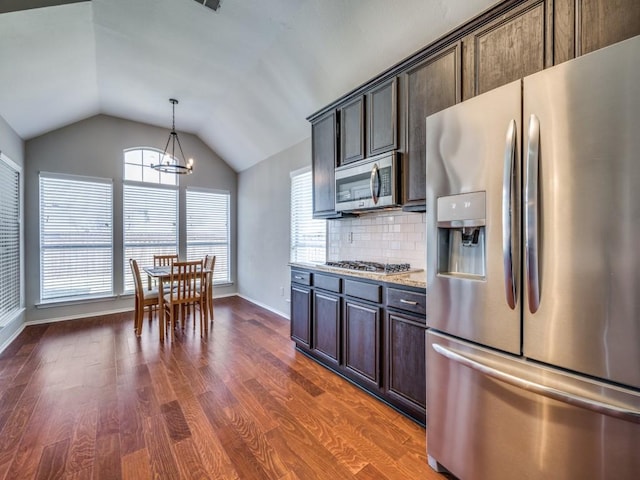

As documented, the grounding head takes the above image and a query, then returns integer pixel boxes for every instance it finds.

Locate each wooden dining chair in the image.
[153,254,178,267]
[162,260,206,341]
[151,253,179,290]
[129,258,159,336]
[203,255,216,328]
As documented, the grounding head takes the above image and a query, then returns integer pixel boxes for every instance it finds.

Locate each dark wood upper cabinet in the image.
[403,44,460,210]
[309,0,639,213]
[462,0,553,100]
[577,0,640,56]
[339,96,365,165]
[311,110,338,218]
[367,78,398,157]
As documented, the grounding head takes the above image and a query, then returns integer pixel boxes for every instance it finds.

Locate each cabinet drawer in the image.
[386,288,426,319]
[314,273,341,293]
[345,279,382,303]
[291,270,311,286]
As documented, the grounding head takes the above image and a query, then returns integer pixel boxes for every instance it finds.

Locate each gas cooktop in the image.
[324,260,421,275]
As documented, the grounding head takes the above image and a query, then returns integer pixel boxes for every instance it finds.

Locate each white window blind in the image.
[290,169,326,263]
[123,184,177,292]
[39,174,113,302]
[0,156,21,325]
[186,189,230,284]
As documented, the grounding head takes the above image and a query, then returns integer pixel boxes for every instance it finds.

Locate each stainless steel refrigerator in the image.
[425,35,640,480]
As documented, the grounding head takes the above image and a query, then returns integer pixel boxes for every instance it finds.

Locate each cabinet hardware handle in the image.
[294,276,303,280]
[400,299,418,305]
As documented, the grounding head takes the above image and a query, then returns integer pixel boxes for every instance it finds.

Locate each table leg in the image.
[158,279,165,342]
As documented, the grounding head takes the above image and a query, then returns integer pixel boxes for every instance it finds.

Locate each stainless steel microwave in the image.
[335,151,399,212]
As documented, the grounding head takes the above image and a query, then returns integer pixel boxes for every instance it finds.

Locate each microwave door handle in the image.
[370,163,380,204]
[525,114,541,313]
[502,119,517,309]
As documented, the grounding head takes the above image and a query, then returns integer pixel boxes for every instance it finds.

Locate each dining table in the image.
[143,265,212,342]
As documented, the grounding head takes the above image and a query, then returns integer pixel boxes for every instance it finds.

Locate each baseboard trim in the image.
[25,307,134,326]
[236,294,289,320]
[0,323,26,355]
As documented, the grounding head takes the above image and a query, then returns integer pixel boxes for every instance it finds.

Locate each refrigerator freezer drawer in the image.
[426,330,640,480]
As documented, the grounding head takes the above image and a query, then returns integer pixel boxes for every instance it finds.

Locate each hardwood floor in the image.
[0,296,449,479]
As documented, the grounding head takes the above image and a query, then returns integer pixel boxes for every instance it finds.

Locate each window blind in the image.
[0,157,21,324]
[123,184,177,292]
[39,175,113,301]
[290,169,326,263]
[186,189,230,284]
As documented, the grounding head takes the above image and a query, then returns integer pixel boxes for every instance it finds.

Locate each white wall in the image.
[237,138,311,318]
[0,114,25,349]
[24,114,237,323]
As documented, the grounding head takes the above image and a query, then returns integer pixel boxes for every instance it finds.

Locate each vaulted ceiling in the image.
[0,0,495,171]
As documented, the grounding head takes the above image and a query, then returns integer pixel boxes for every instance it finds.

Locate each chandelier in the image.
[152,98,194,175]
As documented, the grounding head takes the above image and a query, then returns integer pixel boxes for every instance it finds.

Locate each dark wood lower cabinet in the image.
[290,267,426,424]
[385,312,426,420]
[312,291,340,365]
[290,285,311,347]
[344,300,381,388]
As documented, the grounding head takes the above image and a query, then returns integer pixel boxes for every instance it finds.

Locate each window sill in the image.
[36,294,129,309]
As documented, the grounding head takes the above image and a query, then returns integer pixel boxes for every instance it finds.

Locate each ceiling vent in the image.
[194,0,221,12]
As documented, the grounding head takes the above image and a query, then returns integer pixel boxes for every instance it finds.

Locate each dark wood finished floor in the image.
[0,296,448,479]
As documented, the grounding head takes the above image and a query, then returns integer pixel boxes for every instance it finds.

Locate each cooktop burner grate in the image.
[325,260,413,274]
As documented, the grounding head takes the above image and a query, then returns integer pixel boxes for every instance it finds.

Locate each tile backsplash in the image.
[327,210,426,270]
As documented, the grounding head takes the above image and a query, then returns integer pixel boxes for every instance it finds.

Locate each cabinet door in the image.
[576,0,640,56]
[367,78,397,157]
[313,291,340,364]
[340,96,365,165]
[384,312,426,421]
[404,45,460,210]
[462,0,553,100]
[291,286,311,347]
[312,111,338,217]
[344,300,381,387]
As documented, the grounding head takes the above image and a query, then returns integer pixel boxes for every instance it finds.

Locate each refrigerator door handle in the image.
[502,119,517,309]
[432,343,640,424]
[525,114,541,313]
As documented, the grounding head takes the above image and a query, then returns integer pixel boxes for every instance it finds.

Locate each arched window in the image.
[124,147,177,186]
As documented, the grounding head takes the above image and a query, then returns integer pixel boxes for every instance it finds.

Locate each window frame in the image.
[39,172,114,303]
[290,167,326,264]
[122,180,179,293]
[186,187,231,285]
[0,152,24,326]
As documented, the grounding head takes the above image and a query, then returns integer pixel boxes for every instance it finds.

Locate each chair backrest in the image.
[204,255,216,272]
[154,254,178,267]
[204,255,216,289]
[129,258,143,297]
[169,260,204,305]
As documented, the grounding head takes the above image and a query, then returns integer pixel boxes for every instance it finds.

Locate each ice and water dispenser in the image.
[436,191,486,279]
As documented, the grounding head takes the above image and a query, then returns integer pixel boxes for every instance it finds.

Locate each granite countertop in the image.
[289,262,427,289]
